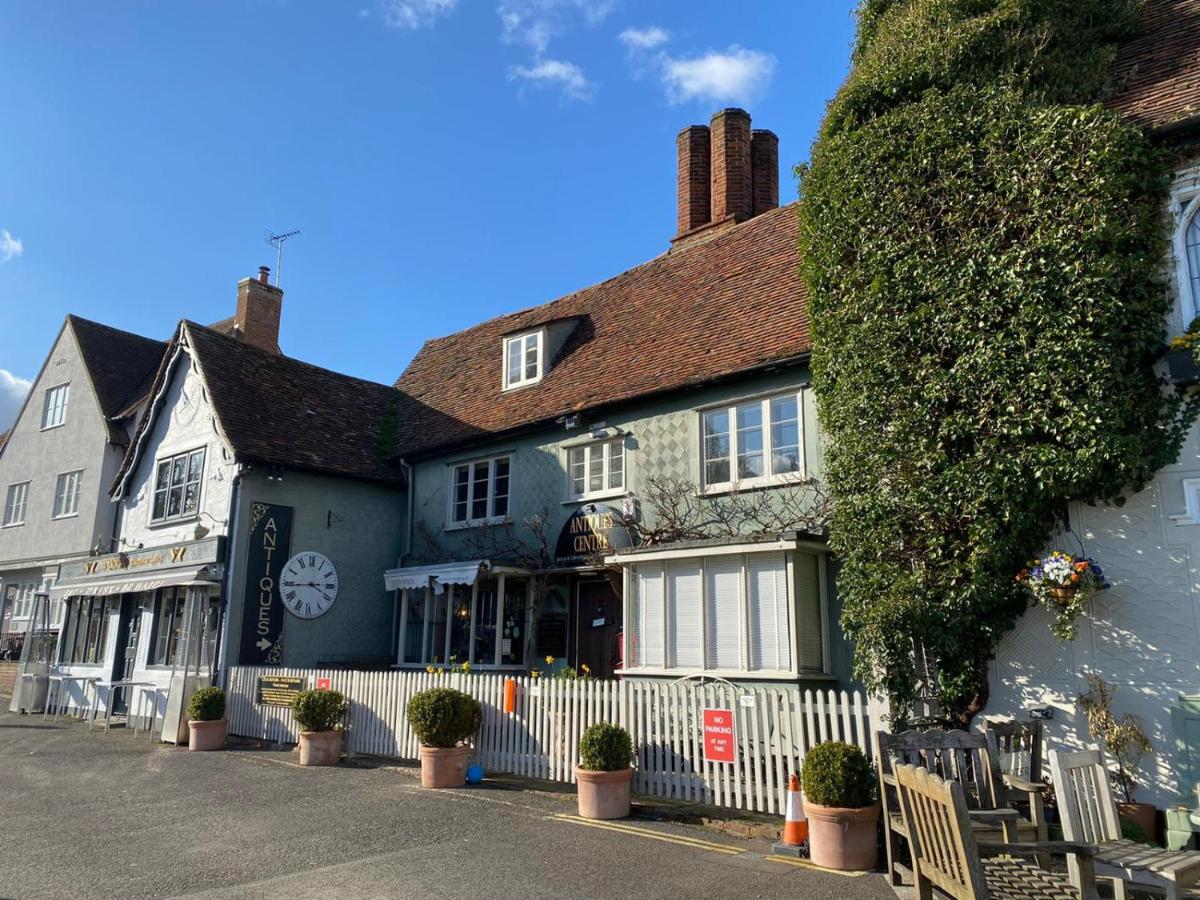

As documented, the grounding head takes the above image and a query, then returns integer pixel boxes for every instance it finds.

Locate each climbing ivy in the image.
[798,0,1194,724]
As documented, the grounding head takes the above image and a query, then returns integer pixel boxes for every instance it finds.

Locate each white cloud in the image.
[1,230,23,263]
[381,0,457,29]
[660,45,776,105]
[509,57,592,100]
[0,370,31,433]
[619,26,668,51]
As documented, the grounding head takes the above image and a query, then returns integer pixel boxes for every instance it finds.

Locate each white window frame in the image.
[395,574,531,670]
[150,447,206,524]
[565,438,626,501]
[52,470,83,519]
[620,547,824,680]
[447,455,511,528]
[700,388,808,494]
[3,481,29,527]
[6,582,36,621]
[502,329,545,390]
[1172,169,1200,328]
[41,382,70,430]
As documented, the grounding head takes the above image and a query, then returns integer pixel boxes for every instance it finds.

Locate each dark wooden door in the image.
[575,580,621,680]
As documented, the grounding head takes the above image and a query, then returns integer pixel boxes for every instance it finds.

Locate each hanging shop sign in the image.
[703,708,736,764]
[59,537,224,582]
[554,503,633,566]
[256,675,305,708]
[239,502,294,666]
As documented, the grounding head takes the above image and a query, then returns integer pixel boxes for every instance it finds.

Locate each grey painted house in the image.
[383,110,853,690]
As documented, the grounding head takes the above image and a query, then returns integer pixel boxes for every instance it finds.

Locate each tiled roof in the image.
[68,316,166,419]
[1109,0,1200,132]
[114,322,404,489]
[392,203,808,458]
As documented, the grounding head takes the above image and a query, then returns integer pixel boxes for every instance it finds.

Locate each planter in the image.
[1047,585,1078,605]
[298,730,342,766]
[807,801,880,872]
[1118,801,1157,840]
[419,744,471,788]
[1168,348,1200,386]
[187,718,227,751]
[575,767,634,820]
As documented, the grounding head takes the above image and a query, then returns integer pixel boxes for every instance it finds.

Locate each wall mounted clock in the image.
[280,551,339,619]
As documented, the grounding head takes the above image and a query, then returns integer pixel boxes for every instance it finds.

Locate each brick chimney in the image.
[671,109,779,252]
[234,266,283,354]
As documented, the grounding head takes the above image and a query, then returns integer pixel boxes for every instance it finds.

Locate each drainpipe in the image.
[213,464,244,690]
[391,458,415,661]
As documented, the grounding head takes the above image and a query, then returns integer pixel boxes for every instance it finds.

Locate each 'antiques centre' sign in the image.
[239,502,294,666]
[554,503,633,566]
[256,675,305,708]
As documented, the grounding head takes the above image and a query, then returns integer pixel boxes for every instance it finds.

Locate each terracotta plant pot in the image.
[187,718,227,751]
[298,730,342,766]
[1118,801,1157,840]
[575,767,634,820]
[419,744,471,788]
[806,801,880,872]
[1047,586,1078,604]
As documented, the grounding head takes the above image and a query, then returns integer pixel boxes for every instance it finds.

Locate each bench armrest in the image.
[967,808,1020,824]
[1001,774,1042,794]
[977,840,1096,859]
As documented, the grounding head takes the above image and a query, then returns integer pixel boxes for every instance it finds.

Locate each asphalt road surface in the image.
[0,712,897,900]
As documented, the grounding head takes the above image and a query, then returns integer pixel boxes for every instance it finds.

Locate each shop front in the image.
[42,537,226,738]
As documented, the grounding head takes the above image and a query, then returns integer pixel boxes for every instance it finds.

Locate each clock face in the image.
[280,551,339,619]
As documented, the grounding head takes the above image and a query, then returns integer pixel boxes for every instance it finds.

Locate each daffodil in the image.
[426,665,435,674]
[545,655,555,666]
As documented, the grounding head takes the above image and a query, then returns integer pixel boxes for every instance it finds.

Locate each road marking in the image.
[552,814,742,855]
[764,854,869,877]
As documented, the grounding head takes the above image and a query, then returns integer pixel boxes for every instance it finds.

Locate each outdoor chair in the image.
[878,729,1047,885]
[1049,747,1200,900]
[983,717,1049,841]
[895,763,1100,900]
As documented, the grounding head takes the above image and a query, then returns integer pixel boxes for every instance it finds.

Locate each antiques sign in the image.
[239,502,294,666]
[58,537,224,583]
[554,503,633,566]
[256,675,305,708]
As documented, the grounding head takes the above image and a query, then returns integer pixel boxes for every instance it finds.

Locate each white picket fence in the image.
[227,666,886,816]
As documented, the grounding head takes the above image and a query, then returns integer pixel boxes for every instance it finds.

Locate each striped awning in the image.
[383,560,488,594]
[49,565,221,600]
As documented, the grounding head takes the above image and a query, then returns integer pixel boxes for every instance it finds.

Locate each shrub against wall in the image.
[799,0,1193,723]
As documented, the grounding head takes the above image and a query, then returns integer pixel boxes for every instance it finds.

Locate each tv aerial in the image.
[263,230,301,288]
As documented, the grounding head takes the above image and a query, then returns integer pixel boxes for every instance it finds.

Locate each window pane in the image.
[171,456,187,488]
[588,447,604,493]
[425,592,448,663]
[506,338,522,386]
[492,458,509,518]
[471,462,489,520]
[474,580,498,665]
[1188,212,1200,310]
[703,410,731,485]
[502,578,526,665]
[188,450,205,482]
[447,585,472,664]
[183,480,200,514]
[748,553,790,672]
[608,440,625,490]
[569,447,586,496]
[403,590,427,664]
[156,461,171,491]
[167,486,183,518]
[667,560,703,669]
[634,564,664,668]
[769,395,801,475]
[736,403,764,480]
[453,466,469,522]
[524,334,539,380]
[152,489,167,521]
[705,557,742,670]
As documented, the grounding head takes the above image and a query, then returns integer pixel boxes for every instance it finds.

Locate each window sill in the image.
[501,379,543,392]
[1,522,25,529]
[51,513,79,521]
[563,489,627,506]
[148,514,199,529]
[700,473,809,497]
[40,423,66,433]
[444,517,510,532]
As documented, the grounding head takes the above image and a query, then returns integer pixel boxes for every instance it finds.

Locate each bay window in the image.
[152,448,205,523]
[398,575,529,668]
[567,439,625,500]
[449,456,510,526]
[626,549,825,676]
[701,388,807,491]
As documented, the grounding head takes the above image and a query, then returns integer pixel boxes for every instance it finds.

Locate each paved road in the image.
[0,712,897,900]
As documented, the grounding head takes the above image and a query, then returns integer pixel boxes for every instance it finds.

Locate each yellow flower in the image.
[461,661,471,673]
[426,666,435,674]
[545,655,555,666]
[531,670,540,679]
[581,664,591,674]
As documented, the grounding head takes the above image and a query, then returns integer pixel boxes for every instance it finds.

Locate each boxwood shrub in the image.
[292,688,348,733]
[407,688,481,748]
[578,722,633,772]
[187,686,225,722]
[801,741,876,809]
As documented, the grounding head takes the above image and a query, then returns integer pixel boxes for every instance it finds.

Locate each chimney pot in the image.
[258,266,270,284]
[710,108,753,223]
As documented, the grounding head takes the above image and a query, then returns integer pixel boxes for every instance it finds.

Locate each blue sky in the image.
[0,1,857,430]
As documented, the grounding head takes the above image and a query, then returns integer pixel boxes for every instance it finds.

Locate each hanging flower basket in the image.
[1016,551,1109,641]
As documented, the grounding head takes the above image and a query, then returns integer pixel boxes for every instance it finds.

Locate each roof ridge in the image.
[66,313,164,347]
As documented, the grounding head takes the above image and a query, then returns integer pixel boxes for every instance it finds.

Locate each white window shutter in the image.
[704,556,742,670]
[748,553,791,672]
[793,552,826,674]
[667,560,703,669]
[635,563,665,668]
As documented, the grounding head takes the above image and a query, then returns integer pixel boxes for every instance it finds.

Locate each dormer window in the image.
[503,330,544,390]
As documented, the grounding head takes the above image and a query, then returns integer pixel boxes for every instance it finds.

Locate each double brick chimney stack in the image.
[234,266,284,354]
[673,108,779,250]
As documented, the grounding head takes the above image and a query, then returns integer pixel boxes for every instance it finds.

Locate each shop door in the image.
[575,580,621,680]
[110,596,141,714]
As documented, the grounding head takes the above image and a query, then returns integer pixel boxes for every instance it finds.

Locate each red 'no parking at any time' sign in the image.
[703,708,736,763]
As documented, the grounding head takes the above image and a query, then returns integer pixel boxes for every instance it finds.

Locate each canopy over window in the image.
[48,565,222,601]
[383,560,489,594]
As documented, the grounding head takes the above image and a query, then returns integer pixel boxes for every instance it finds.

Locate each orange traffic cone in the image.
[772,774,809,858]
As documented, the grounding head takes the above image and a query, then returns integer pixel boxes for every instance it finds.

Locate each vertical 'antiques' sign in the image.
[239,502,294,666]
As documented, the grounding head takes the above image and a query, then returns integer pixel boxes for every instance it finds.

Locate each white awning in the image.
[49,565,221,600]
[383,560,488,594]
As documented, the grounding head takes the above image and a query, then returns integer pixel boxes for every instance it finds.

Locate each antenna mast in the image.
[263,229,301,288]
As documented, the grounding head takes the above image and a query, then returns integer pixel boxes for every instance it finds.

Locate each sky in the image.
[0,1,858,432]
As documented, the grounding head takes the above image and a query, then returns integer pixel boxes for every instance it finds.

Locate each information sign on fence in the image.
[703,708,736,763]
[256,675,305,708]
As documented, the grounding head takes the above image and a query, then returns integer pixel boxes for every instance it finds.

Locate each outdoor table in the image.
[44,674,99,722]
[89,679,155,733]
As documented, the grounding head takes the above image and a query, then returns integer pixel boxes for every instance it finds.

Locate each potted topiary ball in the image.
[407,687,482,788]
[575,722,634,820]
[291,688,348,766]
[187,686,227,751]
[801,740,879,871]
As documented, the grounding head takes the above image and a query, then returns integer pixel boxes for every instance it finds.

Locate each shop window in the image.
[41,383,69,429]
[1182,196,1200,321]
[701,389,807,492]
[52,470,82,518]
[627,551,824,676]
[62,596,114,665]
[567,439,625,500]
[151,448,205,523]
[149,587,220,667]
[3,482,28,527]
[503,330,544,389]
[399,576,530,668]
[448,456,510,526]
